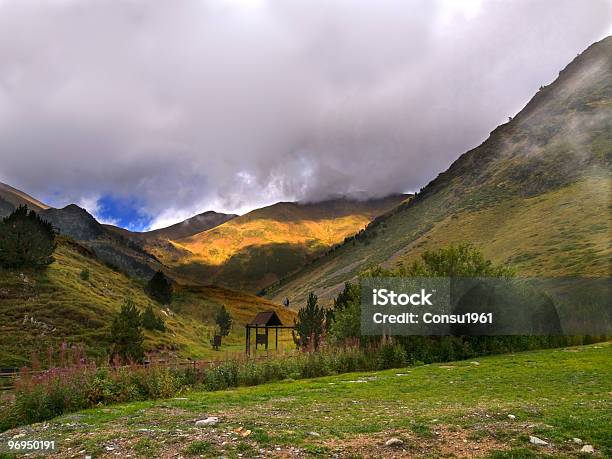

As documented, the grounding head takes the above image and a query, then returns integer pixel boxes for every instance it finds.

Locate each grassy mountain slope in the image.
[0,181,50,217]
[3,343,610,457]
[40,204,165,280]
[166,195,408,293]
[267,36,612,305]
[0,237,294,367]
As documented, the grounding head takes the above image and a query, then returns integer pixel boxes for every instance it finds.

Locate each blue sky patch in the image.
[96,195,153,232]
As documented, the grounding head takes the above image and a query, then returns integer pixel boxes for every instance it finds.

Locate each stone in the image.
[572,438,583,444]
[470,361,480,365]
[580,445,595,454]
[195,416,219,427]
[529,436,548,446]
[308,431,321,437]
[508,414,516,420]
[385,438,404,447]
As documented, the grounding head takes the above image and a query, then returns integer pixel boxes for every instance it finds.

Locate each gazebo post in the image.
[265,327,269,351]
[245,325,250,355]
[255,326,258,350]
[275,327,278,351]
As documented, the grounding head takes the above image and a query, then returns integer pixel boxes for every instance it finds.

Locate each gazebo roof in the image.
[249,311,283,327]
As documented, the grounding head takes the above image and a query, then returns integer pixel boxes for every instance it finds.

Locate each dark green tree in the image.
[403,243,514,278]
[141,304,166,332]
[293,292,326,350]
[0,205,56,268]
[325,281,359,333]
[215,305,233,337]
[109,298,144,363]
[145,270,173,304]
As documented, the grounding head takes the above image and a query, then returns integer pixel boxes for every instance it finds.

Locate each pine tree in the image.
[0,205,56,268]
[109,298,144,363]
[293,292,326,350]
[145,270,173,304]
[215,305,233,337]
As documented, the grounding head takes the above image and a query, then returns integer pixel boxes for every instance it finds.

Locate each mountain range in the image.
[0,182,406,288]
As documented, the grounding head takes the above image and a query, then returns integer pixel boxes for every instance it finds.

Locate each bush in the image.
[79,268,90,281]
[142,305,165,332]
[0,205,56,268]
[376,342,407,370]
[146,270,173,304]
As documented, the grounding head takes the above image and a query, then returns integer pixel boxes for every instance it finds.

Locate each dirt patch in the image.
[322,425,510,458]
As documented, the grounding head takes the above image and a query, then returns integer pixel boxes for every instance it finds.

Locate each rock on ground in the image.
[385,438,404,447]
[529,436,548,446]
[195,416,219,427]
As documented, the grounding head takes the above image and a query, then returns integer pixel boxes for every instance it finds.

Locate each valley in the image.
[0,4,610,457]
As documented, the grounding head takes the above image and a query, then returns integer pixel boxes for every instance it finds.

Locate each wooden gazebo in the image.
[245,311,294,355]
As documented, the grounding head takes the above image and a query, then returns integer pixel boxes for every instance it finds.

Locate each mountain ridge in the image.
[0,181,50,216]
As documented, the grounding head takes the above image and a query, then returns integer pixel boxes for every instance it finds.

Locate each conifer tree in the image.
[293,292,326,350]
[109,298,144,362]
[215,305,233,337]
[0,205,56,268]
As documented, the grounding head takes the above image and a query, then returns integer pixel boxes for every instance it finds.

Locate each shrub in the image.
[79,268,90,281]
[141,305,165,332]
[146,270,173,304]
[376,342,408,370]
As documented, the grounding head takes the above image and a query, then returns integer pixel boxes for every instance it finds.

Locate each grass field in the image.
[1,343,609,458]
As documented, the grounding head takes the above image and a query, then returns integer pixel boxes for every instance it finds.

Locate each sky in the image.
[0,0,610,231]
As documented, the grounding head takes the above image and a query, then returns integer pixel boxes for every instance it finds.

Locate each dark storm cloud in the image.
[0,0,610,228]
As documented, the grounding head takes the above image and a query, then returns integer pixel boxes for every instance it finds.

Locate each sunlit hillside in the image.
[160,195,408,292]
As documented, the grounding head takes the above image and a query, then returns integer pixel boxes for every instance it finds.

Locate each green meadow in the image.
[1,342,609,458]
